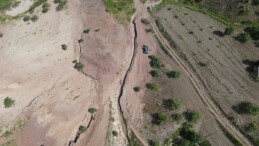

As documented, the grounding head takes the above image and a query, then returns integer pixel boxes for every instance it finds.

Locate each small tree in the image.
[88,108,97,114]
[133,86,140,92]
[23,15,30,22]
[148,55,164,69]
[112,130,118,136]
[167,70,181,78]
[0,33,3,37]
[31,15,38,22]
[185,110,200,123]
[146,83,160,91]
[152,112,167,125]
[150,70,160,77]
[73,61,85,71]
[224,27,234,35]
[237,33,251,43]
[61,44,67,50]
[172,113,183,122]
[83,29,90,34]
[236,101,259,115]
[3,97,15,108]
[163,99,181,110]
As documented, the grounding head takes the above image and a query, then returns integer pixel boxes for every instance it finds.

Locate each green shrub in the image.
[152,112,167,125]
[224,27,234,35]
[112,130,118,136]
[79,125,87,133]
[83,29,90,34]
[61,44,67,50]
[3,97,15,108]
[171,113,183,122]
[23,15,30,22]
[42,3,50,13]
[133,86,140,92]
[148,55,164,69]
[163,99,181,110]
[184,110,200,123]
[167,70,181,78]
[150,70,160,77]
[235,101,259,115]
[73,60,85,71]
[0,32,3,37]
[56,0,67,11]
[146,83,160,91]
[30,15,38,22]
[88,108,97,114]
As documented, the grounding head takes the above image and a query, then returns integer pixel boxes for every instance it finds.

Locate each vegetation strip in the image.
[154,0,259,27]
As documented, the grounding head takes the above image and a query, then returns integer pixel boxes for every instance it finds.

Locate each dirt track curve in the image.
[135,0,252,146]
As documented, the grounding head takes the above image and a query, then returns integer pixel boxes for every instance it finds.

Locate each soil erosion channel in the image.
[117,18,138,144]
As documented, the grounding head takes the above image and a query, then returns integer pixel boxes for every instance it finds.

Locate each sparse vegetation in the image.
[152,112,167,125]
[141,18,150,25]
[145,28,154,33]
[3,97,15,108]
[0,140,17,146]
[73,60,85,71]
[88,108,97,114]
[148,55,164,69]
[0,0,11,10]
[163,99,181,110]
[218,122,243,146]
[1,131,13,137]
[79,125,87,133]
[103,0,136,23]
[28,0,47,12]
[184,110,200,123]
[150,70,160,77]
[140,0,147,4]
[133,86,140,92]
[245,122,258,132]
[146,83,160,91]
[166,70,181,78]
[112,130,118,136]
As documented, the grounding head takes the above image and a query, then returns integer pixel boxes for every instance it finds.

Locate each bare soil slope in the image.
[0,0,134,146]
